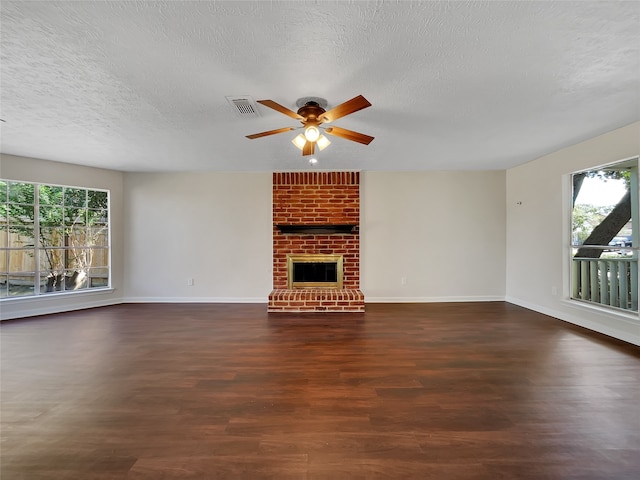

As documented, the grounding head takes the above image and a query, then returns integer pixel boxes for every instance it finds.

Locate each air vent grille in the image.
[226,96,260,118]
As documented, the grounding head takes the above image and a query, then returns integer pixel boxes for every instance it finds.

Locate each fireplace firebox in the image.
[287,254,343,289]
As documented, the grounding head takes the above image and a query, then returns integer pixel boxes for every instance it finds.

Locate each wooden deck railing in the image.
[572,257,638,312]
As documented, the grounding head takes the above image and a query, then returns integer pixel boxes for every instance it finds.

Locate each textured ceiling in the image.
[1,1,638,172]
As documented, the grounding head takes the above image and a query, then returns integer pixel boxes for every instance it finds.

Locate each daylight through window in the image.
[570,158,638,312]
[0,180,110,298]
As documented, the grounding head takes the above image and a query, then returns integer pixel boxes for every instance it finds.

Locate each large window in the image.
[0,180,110,298]
[570,158,638,312]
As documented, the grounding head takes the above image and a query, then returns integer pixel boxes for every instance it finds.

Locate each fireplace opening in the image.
[287,254,343,289]
[294,262,337,283]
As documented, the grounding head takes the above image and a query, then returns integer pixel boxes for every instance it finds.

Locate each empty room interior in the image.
[1,1,639,479]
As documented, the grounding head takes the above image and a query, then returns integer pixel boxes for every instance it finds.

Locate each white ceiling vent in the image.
[226,96,260,118]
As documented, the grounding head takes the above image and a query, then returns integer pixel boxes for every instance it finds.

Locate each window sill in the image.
[0,287,115,303]
[562,298,639,324]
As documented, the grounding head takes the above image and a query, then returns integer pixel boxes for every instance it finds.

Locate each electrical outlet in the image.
[401,277,408,286]
[187,278,194,286]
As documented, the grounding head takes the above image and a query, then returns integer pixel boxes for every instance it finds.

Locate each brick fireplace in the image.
[268,171,365,312]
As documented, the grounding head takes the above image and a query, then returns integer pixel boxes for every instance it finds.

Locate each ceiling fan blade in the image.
[257,100,304,120]
[246,127,295,139]
[324,126,374,145]
[321,95,371,123]
[302,140,315,156]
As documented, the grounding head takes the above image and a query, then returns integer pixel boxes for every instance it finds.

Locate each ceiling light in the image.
[316,135,331,151]
[293,130,330,153]
[309,158,318,164]
[304,126,320,142]
[292,133,306,150]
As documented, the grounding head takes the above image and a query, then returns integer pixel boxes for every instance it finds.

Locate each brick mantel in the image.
[268,172,364,312]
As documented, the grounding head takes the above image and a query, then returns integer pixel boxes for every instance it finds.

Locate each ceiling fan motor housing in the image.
[297,102,326,124]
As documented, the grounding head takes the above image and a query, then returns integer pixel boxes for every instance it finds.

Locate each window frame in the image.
[568,157,638,313]
[0,179,111,300]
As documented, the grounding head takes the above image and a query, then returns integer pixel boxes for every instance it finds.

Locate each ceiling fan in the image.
[246,95,374,156]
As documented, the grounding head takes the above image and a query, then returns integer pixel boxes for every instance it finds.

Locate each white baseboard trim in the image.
[365,295,505,303]
[505,295,640,346]
[121,296,268,304]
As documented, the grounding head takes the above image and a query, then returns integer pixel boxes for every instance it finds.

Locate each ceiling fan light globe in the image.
[304,126,320,142]
[316,135,331,151]
[292,134,306,150]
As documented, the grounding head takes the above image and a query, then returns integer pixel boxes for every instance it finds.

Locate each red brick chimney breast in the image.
[269,172,364,312]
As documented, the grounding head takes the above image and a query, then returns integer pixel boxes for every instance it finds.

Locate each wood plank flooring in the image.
[1,302,639,479]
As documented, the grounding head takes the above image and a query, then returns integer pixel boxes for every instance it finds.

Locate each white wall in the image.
[122,172,273,302]
[121,170,506,303]
[0,154,124,319]
[506,122,640,345]
[361,171,506,301]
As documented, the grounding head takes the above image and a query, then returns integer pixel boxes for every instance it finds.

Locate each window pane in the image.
[572,172,630,246]
[39,185,63,206]
[39,227,65,248]
[8,205,35,225]
[64,188,86,208]
[41,272,65,293]
[8,182,34,204]
[9,250,35,272]
[8,227,35,248]
[65,269,88,290]
[67,226,87,246]
[88,190,108,209]
[0,181,7,202]
[88,248,108,267]
[64,208,86,226]
[87,208,108,226]
[8,274,35,297]
[0,226,6,248]
[88,228,108,247]
[66,248,88,270]
[88,268,109,288]
[39,206,64,226]
[40,249,65,272]
[0,204,7,224]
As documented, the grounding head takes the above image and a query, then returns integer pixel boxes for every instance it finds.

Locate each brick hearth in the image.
[268,289,365,312]
[268,171,364,312]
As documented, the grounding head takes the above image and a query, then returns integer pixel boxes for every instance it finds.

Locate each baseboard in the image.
[365,295,505,303]
[505,295,640,346]
[121,296,268,304]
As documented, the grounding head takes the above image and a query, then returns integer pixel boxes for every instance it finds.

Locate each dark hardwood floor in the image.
[1,302,639,479]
